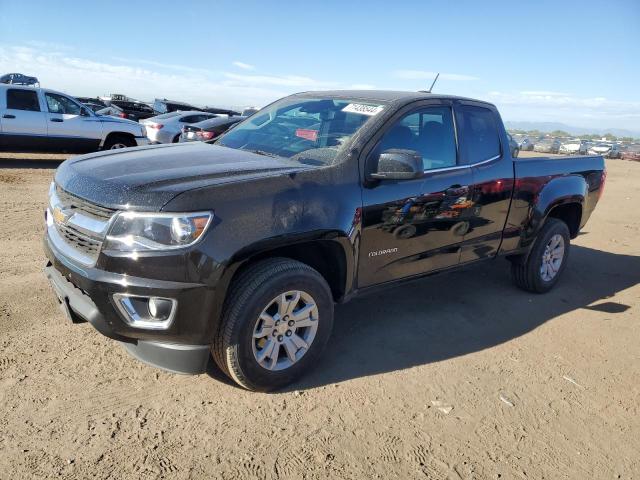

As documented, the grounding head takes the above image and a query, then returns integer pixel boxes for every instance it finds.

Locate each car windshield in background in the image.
[216,97,384,165]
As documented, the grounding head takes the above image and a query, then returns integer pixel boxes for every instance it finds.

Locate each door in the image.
[0,88,48,150]
[358,102,474,288]
[455,103,514,263]
[44,92,102,151]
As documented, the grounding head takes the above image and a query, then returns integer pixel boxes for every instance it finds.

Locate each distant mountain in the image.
[504,121,640,138]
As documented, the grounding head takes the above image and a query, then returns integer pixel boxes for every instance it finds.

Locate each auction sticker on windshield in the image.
[342,103,384,116]
[295,129,319,142]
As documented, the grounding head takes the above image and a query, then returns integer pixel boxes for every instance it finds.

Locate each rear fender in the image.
[518,175,587,256]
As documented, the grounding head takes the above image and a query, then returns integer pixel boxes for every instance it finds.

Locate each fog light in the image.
[113,293,176,330]
[148,297,173,320]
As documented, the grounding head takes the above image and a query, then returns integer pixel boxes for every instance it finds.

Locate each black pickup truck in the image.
[44,90,606,391]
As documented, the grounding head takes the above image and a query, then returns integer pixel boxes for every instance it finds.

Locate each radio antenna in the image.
[426,73,440,93]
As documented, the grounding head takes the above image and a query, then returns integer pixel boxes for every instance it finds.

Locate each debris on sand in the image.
[562,375,584,389]
[499,394,515,407]
[431,400,453,414]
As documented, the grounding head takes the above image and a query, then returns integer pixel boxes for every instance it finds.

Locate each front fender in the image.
[207,231,356,336]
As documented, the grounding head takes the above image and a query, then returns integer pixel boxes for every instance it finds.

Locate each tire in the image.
[212,257,334,391]
[172,134,181,143]
[103,134,135,150]
[511,218,570,293]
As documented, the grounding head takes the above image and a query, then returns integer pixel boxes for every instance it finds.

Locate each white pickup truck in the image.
[0,84,149,152]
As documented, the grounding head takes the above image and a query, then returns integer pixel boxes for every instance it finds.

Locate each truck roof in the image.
[294,89,495,107]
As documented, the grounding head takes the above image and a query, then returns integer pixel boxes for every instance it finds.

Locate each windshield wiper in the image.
[247,149,279,158]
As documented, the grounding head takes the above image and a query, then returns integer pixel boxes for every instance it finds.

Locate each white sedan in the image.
[141,111,218,144]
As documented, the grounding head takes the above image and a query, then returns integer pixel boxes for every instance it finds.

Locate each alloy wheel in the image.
[540,233,565,281]
[251,290,319,371]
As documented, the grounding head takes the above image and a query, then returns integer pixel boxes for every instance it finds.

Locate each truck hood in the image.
[55,142,309,210]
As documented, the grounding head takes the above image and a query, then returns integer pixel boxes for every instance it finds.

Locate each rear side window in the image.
[459,106,501,164]
[7,89,40,111]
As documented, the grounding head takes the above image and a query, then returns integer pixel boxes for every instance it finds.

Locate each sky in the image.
[0,0,639,132]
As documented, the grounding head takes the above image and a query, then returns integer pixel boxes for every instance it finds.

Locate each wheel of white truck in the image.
[511,218,570,293]
[212,257,334,392]
[103,135,135,150]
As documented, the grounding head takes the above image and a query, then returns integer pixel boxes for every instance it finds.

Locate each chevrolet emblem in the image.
[52,206,67,225]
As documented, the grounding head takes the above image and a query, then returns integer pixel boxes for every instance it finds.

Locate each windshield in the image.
[216,96,384,165]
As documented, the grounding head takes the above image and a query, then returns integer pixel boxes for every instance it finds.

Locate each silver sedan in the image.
[141,111,218,144]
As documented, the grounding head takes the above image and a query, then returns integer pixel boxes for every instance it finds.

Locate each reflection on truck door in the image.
[359,101,474,287]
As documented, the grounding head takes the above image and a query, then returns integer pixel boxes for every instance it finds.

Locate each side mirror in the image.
[369,149,424,180]
[80,107,90,117]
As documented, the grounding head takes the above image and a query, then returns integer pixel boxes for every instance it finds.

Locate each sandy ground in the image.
[0,151,639,479]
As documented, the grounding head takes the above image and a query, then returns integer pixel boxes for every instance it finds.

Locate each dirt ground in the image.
[0,151,639,479]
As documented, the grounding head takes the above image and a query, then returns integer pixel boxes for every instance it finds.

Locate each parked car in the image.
[507,133,519,157]
[81,101,108,113]
[202,106,241,116]
[141,111,218,143]
[621,144,640,161]
[153,98,199,115]
[241,107,260,117]
[179,116,245,143]
[588,143,621,158]
[0,73,39,86]
[514,135,534,151]
[44,90,606,391]
[533,138,561,154]
[110,100,154,121]
[560,139,589,155]
[96,102,154,122]
[95,104,129,119]
[0,84,148,152]
[75,97,107,108]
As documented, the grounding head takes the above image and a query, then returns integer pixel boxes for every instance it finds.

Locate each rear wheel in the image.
[173,134,181,143]
[212,258,334,391]
[103,134,135,150]
[511,218,570,293]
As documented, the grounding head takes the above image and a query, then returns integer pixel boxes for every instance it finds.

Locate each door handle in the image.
[445,185,469,196]
[50,118,63,122]
[2,114,16,119]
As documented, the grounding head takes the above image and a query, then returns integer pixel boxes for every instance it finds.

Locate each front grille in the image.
[55,223,103,258]
[55,185,116,221]
[51,186,116,264]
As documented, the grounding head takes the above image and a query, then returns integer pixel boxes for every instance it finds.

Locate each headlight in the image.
[104,211,213,252]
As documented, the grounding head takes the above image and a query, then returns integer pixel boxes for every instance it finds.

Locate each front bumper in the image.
[43,232,215,374]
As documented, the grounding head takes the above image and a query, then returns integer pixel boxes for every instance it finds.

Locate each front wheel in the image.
[511,218,570,293]
[103,134,135,150]
[212,258,334,391]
